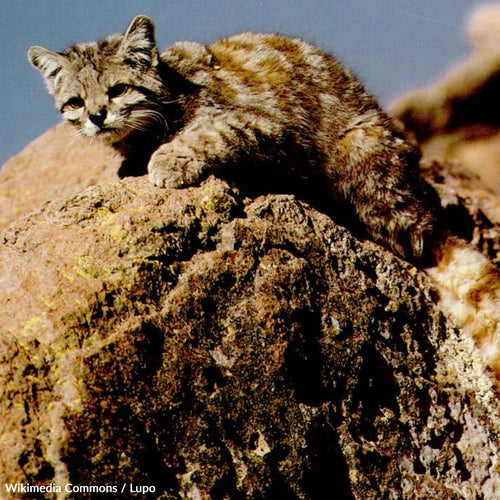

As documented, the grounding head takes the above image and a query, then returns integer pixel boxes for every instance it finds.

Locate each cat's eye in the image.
[64,97,84,110]
[108,84,130,99]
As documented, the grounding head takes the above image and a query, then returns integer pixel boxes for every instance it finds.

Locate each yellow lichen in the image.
[41,295,56,309]
[94,206,116,226]
[57,266,75,282]
[74,255,111,280]
[21,316,49,337]
[110,223,125,242]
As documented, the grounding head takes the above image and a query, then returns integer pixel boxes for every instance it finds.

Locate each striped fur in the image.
[29,16,500,384]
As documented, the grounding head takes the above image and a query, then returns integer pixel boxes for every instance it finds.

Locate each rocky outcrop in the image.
[390,4,500,195]
[3,5,500,490]
[422,159,500,266]
[0,124,120,231]
[1,121,500,498]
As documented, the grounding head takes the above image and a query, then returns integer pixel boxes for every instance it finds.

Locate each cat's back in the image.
[211,32,356,92]
[210,32,310,82]
[163,32,357,100]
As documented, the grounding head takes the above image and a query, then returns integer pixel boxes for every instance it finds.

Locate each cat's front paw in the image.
[148,146,207,189]
[148,160,185,189]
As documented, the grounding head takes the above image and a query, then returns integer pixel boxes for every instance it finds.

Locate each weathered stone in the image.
[390,5,500,194]
[422,160,500,266]
[1,169,499,498]
[0,123,119,231]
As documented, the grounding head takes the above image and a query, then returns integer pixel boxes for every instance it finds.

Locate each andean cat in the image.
[28,16,500,385]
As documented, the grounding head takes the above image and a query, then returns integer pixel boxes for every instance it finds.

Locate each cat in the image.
[28,15,439,263]
[28,16,500,385]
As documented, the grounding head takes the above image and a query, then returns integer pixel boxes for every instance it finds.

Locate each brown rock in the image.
[422,159,500,266]
[390,4,500,194]
[0,123,120,231]
[1,124,500,497]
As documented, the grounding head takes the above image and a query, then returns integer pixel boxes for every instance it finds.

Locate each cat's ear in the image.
[28,46,67,94]
[119,15,158,67]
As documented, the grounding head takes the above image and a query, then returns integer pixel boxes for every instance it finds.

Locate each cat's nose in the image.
[89,110,107,128]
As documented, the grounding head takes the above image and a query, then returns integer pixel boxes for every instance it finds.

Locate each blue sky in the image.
[0,0,487,167]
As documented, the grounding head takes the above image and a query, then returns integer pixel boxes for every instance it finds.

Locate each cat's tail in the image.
[426,236,500,385]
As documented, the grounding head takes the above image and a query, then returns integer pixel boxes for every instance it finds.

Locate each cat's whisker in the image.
[126,122,149,133]
[161,97,182,106]
[129,109,170,133]
[66,125,86,146]
[125,116,154,132]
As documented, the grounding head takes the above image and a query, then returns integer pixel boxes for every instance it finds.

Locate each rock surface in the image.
[422,160,500,266]
[390,4,500,195]
[1,123,500,498]
[0,123,120,231]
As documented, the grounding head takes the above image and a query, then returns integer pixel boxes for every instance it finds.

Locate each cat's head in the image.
[28,16,172,144]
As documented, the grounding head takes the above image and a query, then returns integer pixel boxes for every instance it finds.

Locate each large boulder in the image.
[1,123,500,498]
[390,4,500,195]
